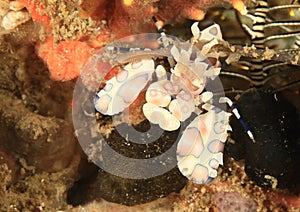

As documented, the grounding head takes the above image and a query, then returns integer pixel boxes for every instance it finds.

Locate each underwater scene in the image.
[0,0,299,211]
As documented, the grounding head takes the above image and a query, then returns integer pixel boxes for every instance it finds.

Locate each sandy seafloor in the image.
[0,0,299,211]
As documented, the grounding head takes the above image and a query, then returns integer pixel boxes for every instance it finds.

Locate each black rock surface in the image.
[227,90,300,191]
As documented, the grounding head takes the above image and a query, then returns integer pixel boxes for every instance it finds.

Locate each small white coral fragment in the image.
[1,10,30,30]
[1,1,30,30]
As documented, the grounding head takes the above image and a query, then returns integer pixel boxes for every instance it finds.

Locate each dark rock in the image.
[227,90,300,190]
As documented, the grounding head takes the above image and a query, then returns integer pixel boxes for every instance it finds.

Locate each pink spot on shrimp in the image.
[116,69,128,82]
[208,140,225,153]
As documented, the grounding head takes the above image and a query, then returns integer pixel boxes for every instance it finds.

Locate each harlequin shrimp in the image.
[93,17,255,184]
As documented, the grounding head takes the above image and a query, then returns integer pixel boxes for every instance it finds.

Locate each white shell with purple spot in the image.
[176,109,231,184]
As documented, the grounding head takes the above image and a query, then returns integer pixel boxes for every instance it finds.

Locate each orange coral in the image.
[36,36,95,81]
[157,0,219,22]
[109,0,158,37]
[18,0,51,29]
[230,0,247,15]
[183,7,206,21]
[78,0,107,20]
[20,0,249,82]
